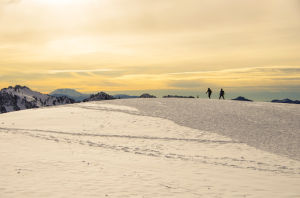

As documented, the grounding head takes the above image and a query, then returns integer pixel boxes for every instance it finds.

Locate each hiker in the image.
[219,88,225,99]
[206,88,212,99]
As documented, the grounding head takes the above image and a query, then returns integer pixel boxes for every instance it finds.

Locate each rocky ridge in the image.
[0,85,74,114]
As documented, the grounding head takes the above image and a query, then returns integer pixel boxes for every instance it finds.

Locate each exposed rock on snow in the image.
[139,93,156,98]
[232,96,253,101]
[163,95,195,98]
[0,85,74,114]
[271,98,300,104]
[83,92,115,102]
[113,94,139,99]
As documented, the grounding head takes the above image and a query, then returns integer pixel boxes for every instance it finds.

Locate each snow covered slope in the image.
[0,85,74,113]
[0,99,299,197]
[105,98,300,161]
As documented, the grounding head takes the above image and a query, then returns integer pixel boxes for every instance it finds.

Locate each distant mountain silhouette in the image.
[271,98,300,104]
[139,93,156,98]
[113,94,139,99]
[163,95,195,98]
[50,88,90,102]
[83,92,115,102]
[232,96,253,102]
[0,85,74,114]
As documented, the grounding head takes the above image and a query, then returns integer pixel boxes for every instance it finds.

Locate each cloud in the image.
[0,0,21,4]
[168,80,204,88]
[166,66,300,77]
[0,71,72,81]
[114,65,300,90]
[0,65,299,93]
[272,78,300,81]
[0,0,299,93]
[48,69,115,74]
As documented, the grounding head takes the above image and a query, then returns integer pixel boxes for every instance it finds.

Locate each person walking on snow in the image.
[206,88,212,99]
[219,88,225,99]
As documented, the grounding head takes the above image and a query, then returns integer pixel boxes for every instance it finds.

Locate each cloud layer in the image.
[0,0,299,94]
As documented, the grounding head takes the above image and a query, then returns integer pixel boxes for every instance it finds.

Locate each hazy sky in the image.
[0,0,299,96]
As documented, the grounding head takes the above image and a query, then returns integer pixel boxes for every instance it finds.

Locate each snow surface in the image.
[0,99,299,197]
[103,98,300,160]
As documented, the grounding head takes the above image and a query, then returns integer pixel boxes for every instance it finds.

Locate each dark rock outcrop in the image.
[83,92,115,102]
[113,94,139,99]
[163,95,195,98]
[232,96,253,102]
[139,93,156,98]
[271,98,300,104]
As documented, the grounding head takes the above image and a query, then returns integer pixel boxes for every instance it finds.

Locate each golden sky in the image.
[0,0,299,94]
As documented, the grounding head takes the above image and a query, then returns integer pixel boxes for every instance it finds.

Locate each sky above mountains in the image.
[0,0,299,99]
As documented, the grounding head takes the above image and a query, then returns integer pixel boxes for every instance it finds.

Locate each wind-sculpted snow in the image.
[1,126,300,175]
[103,98,300,160]
[0,100,300,197]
